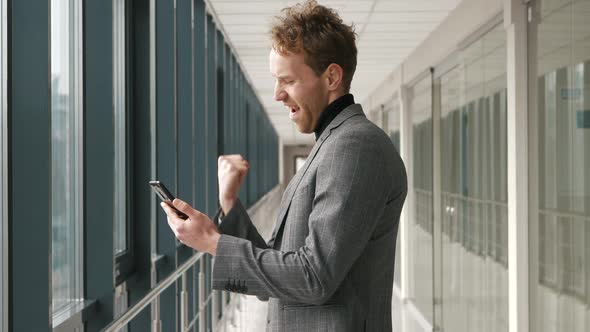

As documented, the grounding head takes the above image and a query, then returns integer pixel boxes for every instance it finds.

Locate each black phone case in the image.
[149,181,189,220]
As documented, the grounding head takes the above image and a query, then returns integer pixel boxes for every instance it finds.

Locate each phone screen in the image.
[149,180,189,220]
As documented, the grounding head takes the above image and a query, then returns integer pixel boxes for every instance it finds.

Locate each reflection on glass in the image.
[390,101,401,152]
[409,75,433,323]
[439,23,508,332]
[381,98,401,152]
[534,1,590,330]
[114,0,127,255]
[51,0,82,315]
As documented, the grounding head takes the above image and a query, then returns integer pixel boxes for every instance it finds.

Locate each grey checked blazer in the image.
[213,104,407,331]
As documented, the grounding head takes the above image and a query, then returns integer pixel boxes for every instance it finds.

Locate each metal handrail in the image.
[441,191,508,207]
[102,252,205,332]
[538,208,590,221]
[186,291,215,331]
[103,184,285,331]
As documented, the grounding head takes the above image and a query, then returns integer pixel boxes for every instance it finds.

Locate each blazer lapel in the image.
[268,104,365,248]
[268,132,329,247]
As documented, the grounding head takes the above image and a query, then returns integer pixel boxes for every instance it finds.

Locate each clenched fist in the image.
[218,154,249,214]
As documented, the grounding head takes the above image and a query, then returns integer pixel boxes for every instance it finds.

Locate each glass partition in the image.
[383,95,402,288]
[531,1,590,331]
[370,96,403,288]
[438,22,508,332]
[382,95,401,152]
[409,74,434,323]
[51,0,84,316]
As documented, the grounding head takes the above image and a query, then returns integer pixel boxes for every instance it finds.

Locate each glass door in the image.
[436,22,508,332]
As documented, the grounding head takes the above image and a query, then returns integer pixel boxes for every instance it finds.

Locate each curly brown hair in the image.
[270,0,358,92]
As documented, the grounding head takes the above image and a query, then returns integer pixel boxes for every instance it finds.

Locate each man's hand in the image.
[218,155,249,215]
[161,198,220,256]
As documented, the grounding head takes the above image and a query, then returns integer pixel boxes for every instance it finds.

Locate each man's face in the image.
[269,49,329,134]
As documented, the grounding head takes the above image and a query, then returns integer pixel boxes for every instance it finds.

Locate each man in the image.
[161,1,407,330]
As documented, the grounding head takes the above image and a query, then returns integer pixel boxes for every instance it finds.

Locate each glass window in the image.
[51,0,83,317]
[532,1,590,330]
[113,0,127,255]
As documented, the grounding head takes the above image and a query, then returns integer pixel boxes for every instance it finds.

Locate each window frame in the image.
[73,0,85,310]
[1,0,8,329]
[113,0,135,286]
[113,0,128,257]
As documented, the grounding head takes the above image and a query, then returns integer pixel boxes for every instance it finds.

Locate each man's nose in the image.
[274,85,287,102]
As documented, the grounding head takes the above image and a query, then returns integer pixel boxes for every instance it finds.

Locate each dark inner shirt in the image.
[314,93,355,140]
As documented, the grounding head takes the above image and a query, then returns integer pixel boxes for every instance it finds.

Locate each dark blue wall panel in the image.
[128,0,152,330]
[9,0,51,330]
[155,1,177,331]
[206,15,217,216]
[194,0,207,214]
[84,0,115,330]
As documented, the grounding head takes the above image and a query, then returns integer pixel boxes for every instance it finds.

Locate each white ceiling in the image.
[208,0,462,145]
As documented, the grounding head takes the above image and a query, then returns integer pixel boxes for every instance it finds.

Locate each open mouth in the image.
[288,106,300,119]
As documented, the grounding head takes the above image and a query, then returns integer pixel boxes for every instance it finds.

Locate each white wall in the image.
[363,0,504,110]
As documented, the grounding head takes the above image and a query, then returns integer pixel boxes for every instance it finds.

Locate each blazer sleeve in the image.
[214,198,269,250]
[212,130,402,305]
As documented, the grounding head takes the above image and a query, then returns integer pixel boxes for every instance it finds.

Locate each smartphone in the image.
[149,180,189,220]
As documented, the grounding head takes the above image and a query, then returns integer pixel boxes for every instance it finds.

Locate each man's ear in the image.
[324,63,344,92]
